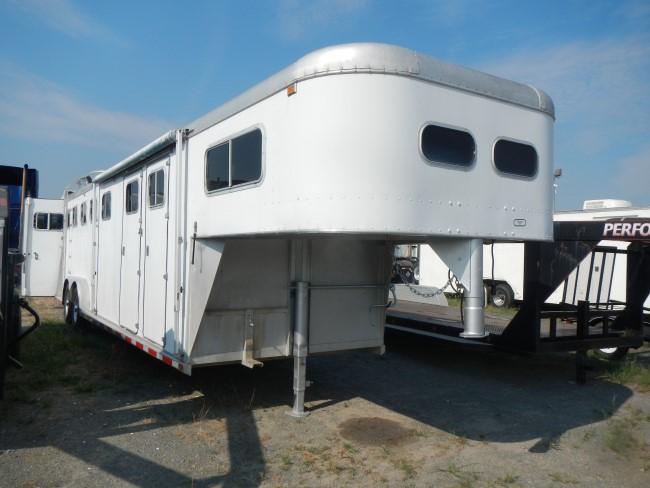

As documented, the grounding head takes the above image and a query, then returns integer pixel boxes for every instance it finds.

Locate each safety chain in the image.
[395,268,455,298]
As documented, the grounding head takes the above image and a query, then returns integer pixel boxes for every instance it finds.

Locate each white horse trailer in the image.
[417,199,650,309]
[54,43,554,415]
[20,198,64,297]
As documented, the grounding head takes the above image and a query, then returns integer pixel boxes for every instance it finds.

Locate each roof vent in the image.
[582,199,632,210]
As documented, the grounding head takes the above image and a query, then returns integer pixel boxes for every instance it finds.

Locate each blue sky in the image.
[1,0,648,209]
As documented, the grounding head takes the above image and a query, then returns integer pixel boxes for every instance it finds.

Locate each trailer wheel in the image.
[65,286,81,327]
[587,317,629,360]
[594,346,629,361]
[490,283,513,308]
[63,286,73,324]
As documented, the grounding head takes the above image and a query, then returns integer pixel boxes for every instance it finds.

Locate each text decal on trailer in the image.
[603,219,650,239]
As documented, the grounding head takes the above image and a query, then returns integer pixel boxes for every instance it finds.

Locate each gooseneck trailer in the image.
[43,43,556,414]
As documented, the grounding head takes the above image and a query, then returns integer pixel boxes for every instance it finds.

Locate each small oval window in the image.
[421,124,475,167]
[494,139,538,177]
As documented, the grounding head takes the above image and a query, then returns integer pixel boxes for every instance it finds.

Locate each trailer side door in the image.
[142,160,169,346]
[119,174,143,333]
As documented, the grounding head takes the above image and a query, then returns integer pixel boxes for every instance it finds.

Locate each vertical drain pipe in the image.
[460,238,487,338]
[289,280,310,417]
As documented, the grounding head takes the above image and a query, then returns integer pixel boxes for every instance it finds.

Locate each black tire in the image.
[588,317,629,360]
[65,286,81,327]
[63,286,73,324]
[593,346,629,361]
[490,283,513,308]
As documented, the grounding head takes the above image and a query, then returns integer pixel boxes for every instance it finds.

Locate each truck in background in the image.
[415,199,650,309]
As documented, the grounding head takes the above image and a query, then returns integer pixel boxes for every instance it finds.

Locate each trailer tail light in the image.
[287,83,297,96]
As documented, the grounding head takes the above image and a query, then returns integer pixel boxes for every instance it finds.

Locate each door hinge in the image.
[138,227,143,236]
[163,273,168,280]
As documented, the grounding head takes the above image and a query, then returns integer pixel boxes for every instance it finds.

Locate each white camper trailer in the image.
[417,199,650,309]
[54,43,554,415]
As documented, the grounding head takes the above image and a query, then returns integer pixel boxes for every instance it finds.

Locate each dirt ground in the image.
[1,298,650,487]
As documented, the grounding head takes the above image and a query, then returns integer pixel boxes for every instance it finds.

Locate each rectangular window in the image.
[66,211,71,227]
[421,124,475,167]
[231,129,263,186]
[125,180,139,214]
[493,139,538,177]
[148,169,165,207]
[206,128,262,192]
[206,142,229,191]
[72,207,78,226]
[80,202,87,225]
[101,192,112,220]
[89,200,93,222]
[34,213,48,230]
[50,213,64,230]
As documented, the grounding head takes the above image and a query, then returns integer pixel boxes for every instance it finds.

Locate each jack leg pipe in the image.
[461,239,487,338]
[289,281,310,417]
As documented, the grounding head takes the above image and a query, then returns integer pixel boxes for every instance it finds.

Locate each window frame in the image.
[101,192,112,221]
[491,137,539,180]
[125,179,140,215]
[148,168,166,209]
[418,121,477,170]
[33,212,49,230]
[204,125,265,196]
[80,202,87,225]
[49,213,64,231]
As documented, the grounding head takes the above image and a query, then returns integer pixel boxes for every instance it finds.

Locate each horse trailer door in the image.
[21,198,64,297]
[119,174,143,333]
[142,161,169,346]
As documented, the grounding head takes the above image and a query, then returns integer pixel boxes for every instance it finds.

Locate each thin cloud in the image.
[0,65,172,152]
[277,0,370,40]
[11,0,125,45]
[615,146,650,205]
[480,36,650,207]
[482,36,650,143]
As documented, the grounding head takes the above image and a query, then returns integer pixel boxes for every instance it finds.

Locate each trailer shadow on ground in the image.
[0,317,644,487]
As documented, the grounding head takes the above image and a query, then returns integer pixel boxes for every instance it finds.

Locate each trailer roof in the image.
[189,43,554,135]
[93,43,554,185]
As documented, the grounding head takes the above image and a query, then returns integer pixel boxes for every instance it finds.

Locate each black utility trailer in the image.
[386,219,650,382]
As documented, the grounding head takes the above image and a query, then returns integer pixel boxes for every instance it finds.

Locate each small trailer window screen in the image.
[206,128,262,192]
[89,201,93,222]
[34,213,48,230]
[72,207,78,226]
[80,202,87,225]
[493,139,538,177]
[101,192,111,220]
[50,213,64,230]
[148,169,165,207]
[125,180,139,214]
[421,124,475,167]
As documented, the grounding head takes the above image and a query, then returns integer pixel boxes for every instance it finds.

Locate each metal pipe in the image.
[289,280,310,417]
[18,164,28,251]
[290,284,386,290]
[460,238,487,338]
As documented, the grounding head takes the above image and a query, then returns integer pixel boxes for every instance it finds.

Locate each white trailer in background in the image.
[20,198,64,297]
[417,200,650,309]
[50,43,554,415]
